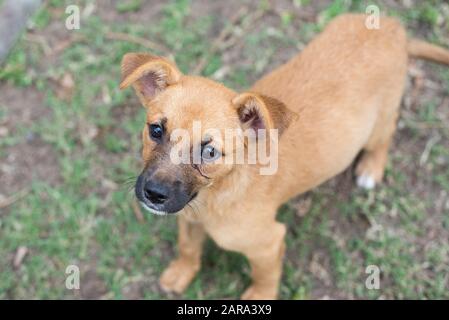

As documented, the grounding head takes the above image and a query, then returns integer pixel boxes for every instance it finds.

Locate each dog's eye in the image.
[201,145,221,163]
[149,124,163,140]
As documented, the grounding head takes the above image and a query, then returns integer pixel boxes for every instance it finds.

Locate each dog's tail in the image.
[408,39,449,65]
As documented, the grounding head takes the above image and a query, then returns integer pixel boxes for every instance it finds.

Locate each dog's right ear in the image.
[119,53,182,105]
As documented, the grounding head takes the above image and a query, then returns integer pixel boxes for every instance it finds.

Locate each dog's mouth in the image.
[138,194,197,216]
[138,201,169,216]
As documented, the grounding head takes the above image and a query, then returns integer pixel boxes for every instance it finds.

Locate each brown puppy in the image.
[120,14,449,299]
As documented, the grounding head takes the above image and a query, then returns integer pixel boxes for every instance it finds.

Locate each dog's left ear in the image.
[119,52,182,105]
[232,92,297,136]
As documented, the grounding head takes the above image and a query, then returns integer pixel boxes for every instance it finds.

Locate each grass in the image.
[0,0,448,299]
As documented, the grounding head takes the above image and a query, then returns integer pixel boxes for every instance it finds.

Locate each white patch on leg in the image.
[357,174,376,190]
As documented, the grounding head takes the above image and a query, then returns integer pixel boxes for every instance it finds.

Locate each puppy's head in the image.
[120,53,296,215]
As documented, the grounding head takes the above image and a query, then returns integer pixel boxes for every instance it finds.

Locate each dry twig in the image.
[105,32,169,54]
[13,246,28,269]
[191,6,267,75]
[0,188,29,211]
[132,198,145,223]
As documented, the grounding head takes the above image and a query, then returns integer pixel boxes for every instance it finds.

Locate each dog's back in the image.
[252,14,408,114]
[252,14,448,200]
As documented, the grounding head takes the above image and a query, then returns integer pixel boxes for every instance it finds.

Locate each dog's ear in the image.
[119,53,182,105]
[232,92,297,136]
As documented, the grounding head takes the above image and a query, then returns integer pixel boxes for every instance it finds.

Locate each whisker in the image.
[118,175,138,192]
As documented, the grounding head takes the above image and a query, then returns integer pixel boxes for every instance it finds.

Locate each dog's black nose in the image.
[143,181,169,205]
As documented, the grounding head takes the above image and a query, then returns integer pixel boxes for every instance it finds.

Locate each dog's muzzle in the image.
[135,174,196,214]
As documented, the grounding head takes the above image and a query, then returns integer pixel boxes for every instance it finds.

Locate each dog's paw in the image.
[355,152,385,190]
[159,259,199,294]
[356,174,376,190]
[241,285,277,300]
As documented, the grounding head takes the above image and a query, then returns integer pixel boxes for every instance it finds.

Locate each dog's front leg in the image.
[240,222,286,300]
[159,215,206,294]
